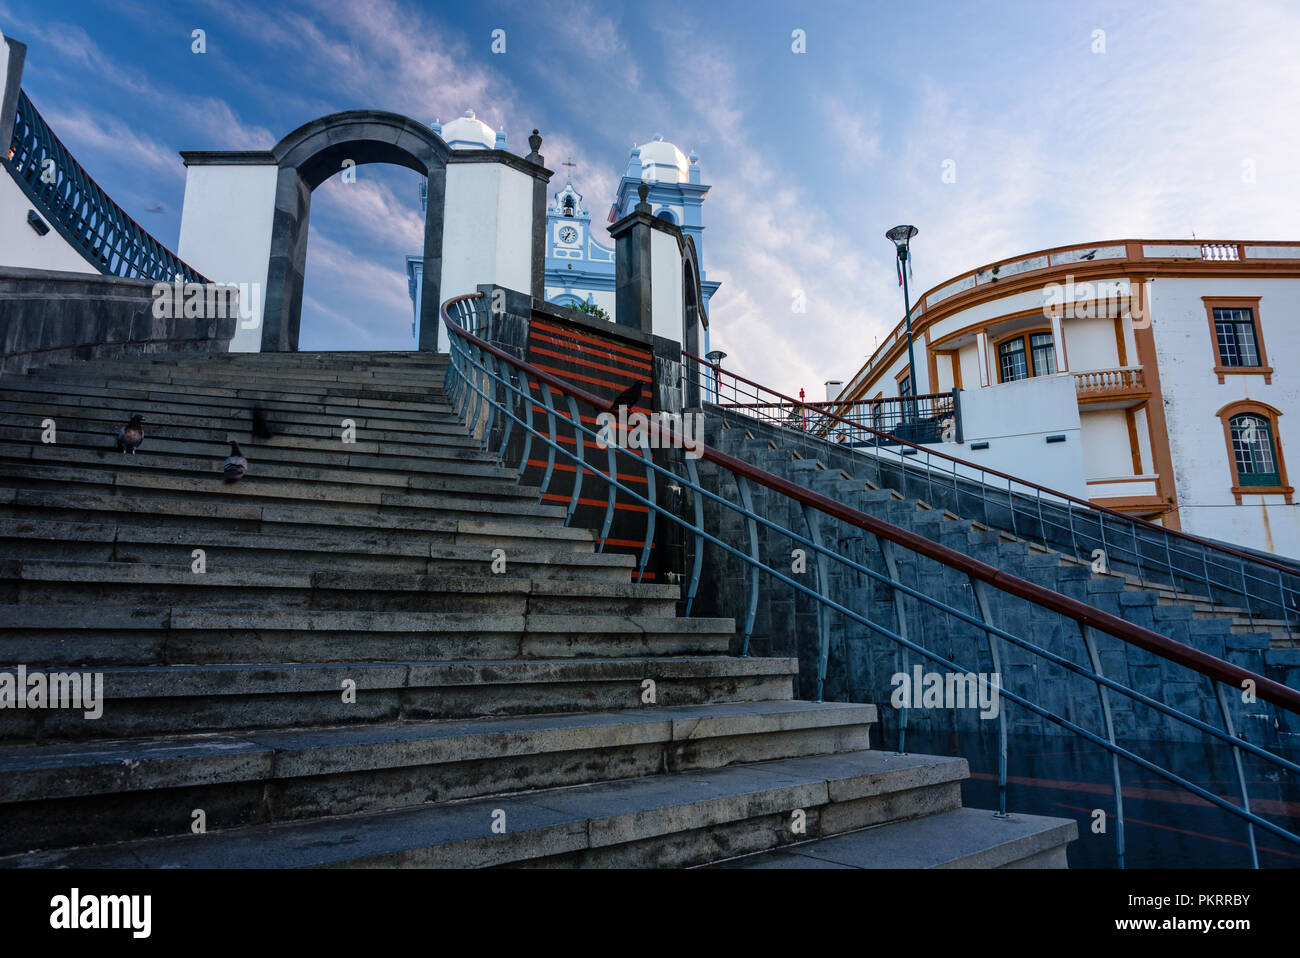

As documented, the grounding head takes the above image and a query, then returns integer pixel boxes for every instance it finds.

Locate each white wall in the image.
[650,228,684,342]
[926,373,1086,498]
[1149,274,1300,556]
[1064,315,1121,370]
[0,166,100,273]
[1079,408,1133,479]
[177,163,278,352]
[440,162,535,351]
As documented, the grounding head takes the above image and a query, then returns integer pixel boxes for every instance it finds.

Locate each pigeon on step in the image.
[222,441,248,483]
[116,414,145,454]
[251,406,273,440]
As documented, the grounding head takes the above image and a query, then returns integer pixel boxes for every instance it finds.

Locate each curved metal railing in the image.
[4,89,205,283]
[687,350,1300,646]
[444,290,1299,869]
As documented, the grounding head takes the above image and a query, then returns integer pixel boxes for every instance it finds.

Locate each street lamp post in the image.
[705,349,727,404]
[886,225,919,429]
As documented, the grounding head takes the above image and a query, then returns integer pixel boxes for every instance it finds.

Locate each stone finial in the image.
[528,129,542,153]
[637,180,650,206]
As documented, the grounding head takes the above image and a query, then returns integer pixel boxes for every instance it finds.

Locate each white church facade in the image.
[832,239,1300,557]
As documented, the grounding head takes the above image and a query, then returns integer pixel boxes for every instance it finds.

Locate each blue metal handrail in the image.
[4,89,206,283]
[443,291,1300,869]
[688,352,1300,646]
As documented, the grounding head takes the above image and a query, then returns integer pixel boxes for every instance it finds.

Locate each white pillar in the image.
[440,161,535,350]
[976,330,990,386]
[177,160,279,352]
[1051,313,1067,371]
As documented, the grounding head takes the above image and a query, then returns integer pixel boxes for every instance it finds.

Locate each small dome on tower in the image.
[630,135,689,183]
[441,109,496,150]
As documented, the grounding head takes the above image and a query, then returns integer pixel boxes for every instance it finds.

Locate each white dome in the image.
[441,109,495,150]
[634,135,689,183]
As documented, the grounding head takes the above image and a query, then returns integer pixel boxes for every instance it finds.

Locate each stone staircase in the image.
[0,350,1075,868]
[704,420,1299,745]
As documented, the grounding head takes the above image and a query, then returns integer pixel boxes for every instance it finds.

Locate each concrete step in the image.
[0,518,635,579]
[0,560,682,614]
[0,489,599,551]
[0,397,484,447]
[708,806,1078,869]
[0,462,571,523]
[0,655,800,741]
[0,746,979,869]
[0,393,470,448]
[25,361,449,391]
[0,425,499,471]
[0,442,522,490]
[0,606,737,666]
[0,705,885,860]
[19,373,451,410]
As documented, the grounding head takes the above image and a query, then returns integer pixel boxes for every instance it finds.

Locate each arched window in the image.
[1230,414,1278,486]
[1217,401,1292,503]
[655,208,678,225]
[562,196,575,217]
[996,330,1056,383]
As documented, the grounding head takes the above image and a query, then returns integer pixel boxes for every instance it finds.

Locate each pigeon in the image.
[221,441,248,483]
[610,380,643,412]
[251,406,273,440]
[116,414,145,454]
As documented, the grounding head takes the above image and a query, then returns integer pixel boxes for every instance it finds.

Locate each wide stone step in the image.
[0,704,885,860]
[0,519,635,579]
[0,607,737,666]
[0,464,571,522]
[0,655,800,741]
[0,389,470,441]
[0,397,483,447]
[0,490,599,552]
[25,364,449,395]
[710,806,1078,869]
[0,442,524,493]
[0,425,498,471]
[0,561,682,614]
[0,745,979,868]
[8,374,455,415]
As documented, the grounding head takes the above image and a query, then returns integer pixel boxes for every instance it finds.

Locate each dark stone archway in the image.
[261,110,450,352]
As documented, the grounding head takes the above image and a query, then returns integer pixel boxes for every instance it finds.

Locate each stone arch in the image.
[261,110,451,352]
[681,234,707,406]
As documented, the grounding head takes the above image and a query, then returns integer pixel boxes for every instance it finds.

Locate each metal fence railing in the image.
[445,291,1300,869]
[684,351,1300,646]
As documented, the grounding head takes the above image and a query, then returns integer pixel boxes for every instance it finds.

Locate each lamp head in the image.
[886,225,919,255]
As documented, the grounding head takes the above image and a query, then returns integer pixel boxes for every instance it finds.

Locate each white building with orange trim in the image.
[832,240,1300,557]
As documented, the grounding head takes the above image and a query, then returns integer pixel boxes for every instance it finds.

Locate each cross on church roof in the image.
[561,158,577,178]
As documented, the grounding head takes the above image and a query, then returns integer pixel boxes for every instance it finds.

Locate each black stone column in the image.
[609,182,655,336]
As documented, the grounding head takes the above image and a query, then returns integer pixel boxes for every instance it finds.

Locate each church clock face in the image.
[559,226,578,244]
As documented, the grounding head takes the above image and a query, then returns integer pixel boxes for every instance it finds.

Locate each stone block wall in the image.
[0,267,235,376]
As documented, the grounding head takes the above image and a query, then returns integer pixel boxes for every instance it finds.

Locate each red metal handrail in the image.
[443,292,1300,713]
[686,349,1300,581]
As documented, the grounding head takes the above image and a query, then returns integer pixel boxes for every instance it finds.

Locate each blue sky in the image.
[4,0,1299,394]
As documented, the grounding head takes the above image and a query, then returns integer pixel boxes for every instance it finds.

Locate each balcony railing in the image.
[4,90,206,283]
[1074,366,1146,400]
